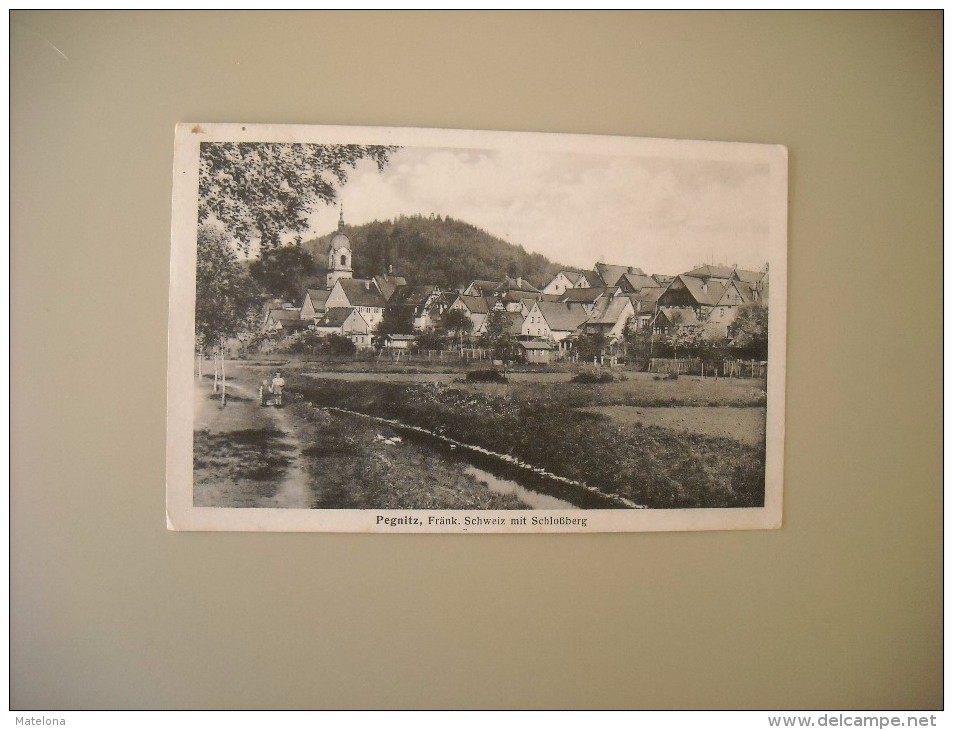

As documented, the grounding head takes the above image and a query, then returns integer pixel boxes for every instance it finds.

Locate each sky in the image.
[305,145,773,276]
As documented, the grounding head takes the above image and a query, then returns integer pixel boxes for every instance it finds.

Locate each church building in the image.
[326,208,353,288]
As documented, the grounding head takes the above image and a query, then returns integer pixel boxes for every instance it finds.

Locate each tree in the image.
[697,335,731,377]
[621,316,651,369]
[441,308,473,350]
[576,330,608,362]
[302,214,563,289]
[730,303,768,360]
[249,245,319,303]
[371,307,414,350]
[373,306,414,345]
[414,328,447,351]
[199,142,397,253]
[195,225,260,351]
[481,307,520,363]
[667,324,706,360]
[195,225,261,404]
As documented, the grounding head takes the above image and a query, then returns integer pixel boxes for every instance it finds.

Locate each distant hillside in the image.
[301,214,565,290]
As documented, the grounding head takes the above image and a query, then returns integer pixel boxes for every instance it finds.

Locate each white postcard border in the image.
[167,122,787,533]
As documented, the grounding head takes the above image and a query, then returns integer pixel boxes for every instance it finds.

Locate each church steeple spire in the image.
[327,203,353,289]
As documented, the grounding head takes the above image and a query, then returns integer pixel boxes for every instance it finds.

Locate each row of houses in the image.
[263,264,766,361]
[260,212,768,360]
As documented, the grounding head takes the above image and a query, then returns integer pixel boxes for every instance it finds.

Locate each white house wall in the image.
[522,303,552,339]
[542,272,573,296]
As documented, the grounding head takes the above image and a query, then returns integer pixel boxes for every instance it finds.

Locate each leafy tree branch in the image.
[199,142,397,253]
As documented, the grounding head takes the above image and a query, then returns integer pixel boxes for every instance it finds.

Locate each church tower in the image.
[326,207,353,289]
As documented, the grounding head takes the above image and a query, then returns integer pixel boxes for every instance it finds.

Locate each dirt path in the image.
[231,381,310,508]
[193,369,311,508]
[193,362,531,511]
[253,388,311,509]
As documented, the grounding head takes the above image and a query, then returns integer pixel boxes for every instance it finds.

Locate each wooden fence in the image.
[648,357,701,375]
[723,359,768,378]
[648,357,767,378]
[378,347,493,363]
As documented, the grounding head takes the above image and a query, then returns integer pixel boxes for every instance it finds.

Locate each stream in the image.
[463,465,575,510]
[320,405,644,510]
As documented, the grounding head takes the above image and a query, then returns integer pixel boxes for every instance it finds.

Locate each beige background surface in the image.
[11,10,942,710]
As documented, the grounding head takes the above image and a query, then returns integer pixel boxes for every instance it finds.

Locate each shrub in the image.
[571,368,616,384]
[286,329,325,355]
[238,332,276,357]
[466,368,507,383]
[415,328,447,351]
[326,333,357,356]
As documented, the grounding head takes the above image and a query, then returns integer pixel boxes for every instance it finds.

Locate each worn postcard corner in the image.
[167,123,787,533]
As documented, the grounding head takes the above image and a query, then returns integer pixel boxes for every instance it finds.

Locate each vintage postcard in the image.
[167,123,787,532]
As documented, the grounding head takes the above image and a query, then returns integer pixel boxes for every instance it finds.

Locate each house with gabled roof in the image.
[684,264,736,282]
[700,279,769,337]
[657,274,727,311]
[655,274,735,339]
[651,307,697,336]
[424,298,447,332]
[715,280,756,308]
[579,297,635,343]
[651,307,728,340]
[685,264,768,287]
[731,267,768,286]
[559,286,621,314]
[387,284,443,331]
[653,262,770,340]
[314,307,372,349]
[499,293,539,313]
[616,271,662,294]
[522,301,591,347]
[372,274,408,302]
[628,287,666,330]
[542,269,600,296]
[463,279,501,297]
[519,339,553,364]
[465,277,544,312]
[594,263,646,288]
[300,289,331,321]
[326,278,388,332]
[382,333,415,350]
[447,293,492,335]
[506,311,525,337]
[464,277,541,305]
[263,307,308,334]
[498,276,540,295]
[513,295,561,317]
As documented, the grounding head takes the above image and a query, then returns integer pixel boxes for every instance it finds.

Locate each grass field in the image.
[579,405,766,447]
[289,370,766,509]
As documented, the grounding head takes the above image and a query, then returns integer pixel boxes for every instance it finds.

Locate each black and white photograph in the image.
[167,123,787,532]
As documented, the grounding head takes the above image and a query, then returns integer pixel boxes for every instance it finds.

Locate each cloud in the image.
[310,145,771,275]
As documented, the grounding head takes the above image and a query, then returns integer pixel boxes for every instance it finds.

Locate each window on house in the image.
[341,254,347,266]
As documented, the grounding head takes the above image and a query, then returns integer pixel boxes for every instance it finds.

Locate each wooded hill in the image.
[301,214,566,290]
